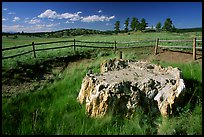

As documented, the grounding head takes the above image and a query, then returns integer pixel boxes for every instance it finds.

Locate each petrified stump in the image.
[77,59,185,118]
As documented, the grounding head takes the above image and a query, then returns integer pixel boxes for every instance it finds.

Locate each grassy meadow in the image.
[2,31,202,135]
[2,31,202,69]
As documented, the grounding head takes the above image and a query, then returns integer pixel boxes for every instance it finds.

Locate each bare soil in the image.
[149,48,202,64]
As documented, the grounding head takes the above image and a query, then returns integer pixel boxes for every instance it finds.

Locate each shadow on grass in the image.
[172,78,202,116]
[2,50,95,86]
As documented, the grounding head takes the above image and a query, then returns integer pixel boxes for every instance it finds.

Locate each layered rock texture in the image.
[77,59,185,118]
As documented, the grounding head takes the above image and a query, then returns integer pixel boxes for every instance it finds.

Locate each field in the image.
[2,31,202,135]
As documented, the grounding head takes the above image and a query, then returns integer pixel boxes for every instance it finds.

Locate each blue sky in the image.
[2,2,202,32]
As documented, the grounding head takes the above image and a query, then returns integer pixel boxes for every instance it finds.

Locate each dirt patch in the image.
[147,48,202,64]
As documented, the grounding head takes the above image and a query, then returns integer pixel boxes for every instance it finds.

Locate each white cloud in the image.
[8,12,16,15]
[65,21,74,24]
[106,23,111,26]
[38,9,82,21]
[109,16,115,20]
[70,16,82,21]
[46,23,60,27]
[37,9,115,23]
[35,23,60,28]
[81,15,115,22]
[2,25,24,32]
[2,24,60,33]
[12,17,20,22]
[25,17,41,24]
[98,10,102,13]
[38,9,58,18]
[2,18,7,21]
[60,13,78,19]
[3,8,8,11]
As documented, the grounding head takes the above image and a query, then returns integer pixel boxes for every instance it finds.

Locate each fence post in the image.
[119,51,122,59]
[193,37,196,60]
[32,42,36,58]
[73,39,76,53]
[154,38,159,55]
[114,41,117,54]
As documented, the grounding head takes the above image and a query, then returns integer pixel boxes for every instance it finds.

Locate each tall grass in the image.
[2,32,202,135]
[152,61,202,135]
[2,50,202,135]
[2,53,141,135]
[157,103,202,135]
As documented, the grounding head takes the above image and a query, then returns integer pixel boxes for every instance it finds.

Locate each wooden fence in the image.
[2,38,202,60]
[154,37,202,60]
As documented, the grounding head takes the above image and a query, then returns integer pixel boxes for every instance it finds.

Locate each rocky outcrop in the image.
[77,59,186,118]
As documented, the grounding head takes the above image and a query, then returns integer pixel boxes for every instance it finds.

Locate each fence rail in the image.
[2,50,33,60]
[76,45,113,49]
[2,43,32,51]
[35,45,73,51]
[159,40,192,42]
[77,40,114,44]
[2,37,202,61]
[154,37,202,60]
[159,45,202,49]
[34,40,74,45]
[117,40,155,44]
[117,45,154,49]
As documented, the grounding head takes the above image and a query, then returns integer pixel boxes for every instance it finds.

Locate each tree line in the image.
[114,17,177,33]
[3,17,199,39]
[2,28,114,38]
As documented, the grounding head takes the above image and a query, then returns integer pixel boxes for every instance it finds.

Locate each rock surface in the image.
[77,59,185,118]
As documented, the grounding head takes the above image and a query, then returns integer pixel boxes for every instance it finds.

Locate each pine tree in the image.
[140,18,148,31]
[114,21,120,34]
[156,22,162,32]
[162,18,173,32]
[124,17,130,32]
[131,17,139,31]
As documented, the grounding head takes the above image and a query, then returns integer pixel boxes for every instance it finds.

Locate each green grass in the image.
[2,31,202,69]
[3,31,202,47]
[2,49,202,135]
[157,103,202,135]
[2,31,202,135]
[2,53,148,135]
[152,61,202,135]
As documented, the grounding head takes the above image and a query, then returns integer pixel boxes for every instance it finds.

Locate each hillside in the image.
[177,27,202,33]
[2,27,202,38]
[2,28,114,38]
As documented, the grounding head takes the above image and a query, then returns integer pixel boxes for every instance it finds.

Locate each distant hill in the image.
[50,28,114,37]
[177,27,202,33]
[2,28,114,38]
[2,27,202,37]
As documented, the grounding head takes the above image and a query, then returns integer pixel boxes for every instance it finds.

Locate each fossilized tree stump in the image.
[77,59,185,118]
